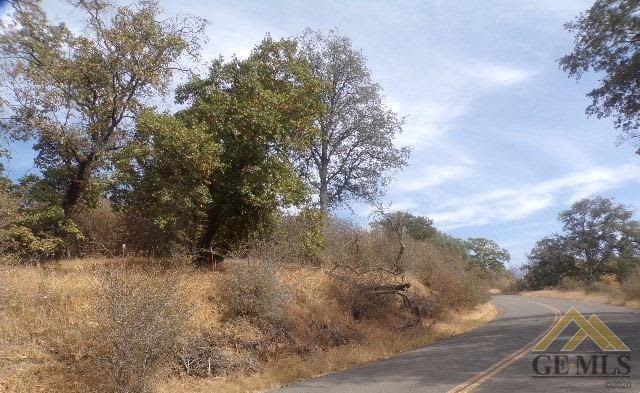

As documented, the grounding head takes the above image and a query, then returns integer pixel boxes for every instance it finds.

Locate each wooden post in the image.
[122,243,126,259]
[210,246,216,271]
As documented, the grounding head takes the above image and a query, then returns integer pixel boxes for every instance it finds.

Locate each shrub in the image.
[599,273,620,288]
[218,259,287,322]
[621,268,640,300]
[71,266,186,393]
[74,199,128,257]
[410,241,489,310]
[558,276,586,291]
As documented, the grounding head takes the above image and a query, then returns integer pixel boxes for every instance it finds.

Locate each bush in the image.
[218,259,288,322]
[558,276,586,291]
[71,266,186,393]
[74,199,128,257]
[621,268,640,300]
[410,241,489,310]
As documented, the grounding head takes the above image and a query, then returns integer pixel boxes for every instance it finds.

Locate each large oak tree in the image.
[0,0,204,221]
[295,30,409,212]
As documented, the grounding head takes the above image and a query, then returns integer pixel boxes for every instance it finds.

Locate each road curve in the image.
[275,295,640,393]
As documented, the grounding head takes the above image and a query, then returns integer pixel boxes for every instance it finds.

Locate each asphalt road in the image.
[275,295,640,393]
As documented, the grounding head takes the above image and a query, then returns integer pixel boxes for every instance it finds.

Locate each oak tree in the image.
[0,0,204,221]
[168,36,323,261]
[561,0,640,153]
[464,237,510,273]
[295,30,409,212]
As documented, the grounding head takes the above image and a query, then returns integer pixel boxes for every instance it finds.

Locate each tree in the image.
[464,237,510,273]
[111,111,219,253]
[170,36,323,261]
[372,211,436,241]
[523,235,579,289]
[560,0,640,154]
[559,197,640,281]
[295,30,410,212]
[0,0,204,222]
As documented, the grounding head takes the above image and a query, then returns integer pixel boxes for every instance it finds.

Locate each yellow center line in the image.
[445,301,562,393]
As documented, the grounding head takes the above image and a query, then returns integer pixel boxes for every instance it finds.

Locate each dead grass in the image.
[0,258,497,393]
[156,303,497,393]
[521,289,640,310]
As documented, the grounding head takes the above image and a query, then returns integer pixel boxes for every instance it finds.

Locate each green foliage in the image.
[0,0,205,256]
[526,241,565,290]
[560,0,640,153]
[464,237,510,273]
[523,235,580,289]
[372,211,436,241]
[295,208,327,261]
[3,176,84,260]
[559,197,640,280]
[174,35,324,256]
[113,111,219,252]
[524,197,640,288]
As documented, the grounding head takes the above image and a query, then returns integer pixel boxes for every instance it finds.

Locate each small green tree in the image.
[112,111,219,253]
[464,237,510,273]
[523,235,580,289]
[371,211,436,241]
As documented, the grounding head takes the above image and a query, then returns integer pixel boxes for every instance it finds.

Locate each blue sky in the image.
[2,0,639,267]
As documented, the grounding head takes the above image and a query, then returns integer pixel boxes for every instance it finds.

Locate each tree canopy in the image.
[372,211,436,241]
[294,30,409,212]
[560,0,640,153]
[524,197,640,287]
[464,237,510,273]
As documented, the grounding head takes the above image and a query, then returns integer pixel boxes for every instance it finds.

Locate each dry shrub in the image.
[410,241,489,311]
[70,265,186,393]
[218,259,288,323]
[599,273,620,288]
[621,268,640,300]
[558,276,586,291]
[174,333,259,378]
[75,200,128,257]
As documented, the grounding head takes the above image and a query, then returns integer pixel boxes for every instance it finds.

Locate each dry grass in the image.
[156,303,497,393]
[0,258,497,393]
[521,289,640,310]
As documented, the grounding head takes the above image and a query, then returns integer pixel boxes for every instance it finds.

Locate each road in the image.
[275,295,640,393]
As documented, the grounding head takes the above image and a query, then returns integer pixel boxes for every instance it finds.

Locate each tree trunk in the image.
[195,204,220,266]
[318,129,329,213]
[62,157,93,219]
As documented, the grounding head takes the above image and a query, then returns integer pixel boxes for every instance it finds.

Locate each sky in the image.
[1,0,639,267]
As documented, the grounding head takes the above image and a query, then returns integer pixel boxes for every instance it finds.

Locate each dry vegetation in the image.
[521,271,640,310]
[0,220,498,393]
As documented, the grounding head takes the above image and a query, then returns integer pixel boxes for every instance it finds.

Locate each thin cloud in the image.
[428,164,640,230]
[396,165,472,192]
[467,63,535,87]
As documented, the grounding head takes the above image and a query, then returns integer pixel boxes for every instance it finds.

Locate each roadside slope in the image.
[275,295,640,393]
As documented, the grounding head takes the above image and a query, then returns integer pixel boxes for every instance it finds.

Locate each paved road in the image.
[275,295,640,393]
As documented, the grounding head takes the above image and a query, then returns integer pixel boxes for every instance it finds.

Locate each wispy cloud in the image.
[427,164,640,230]
[396,164,472,192]
[467,63,534,87]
